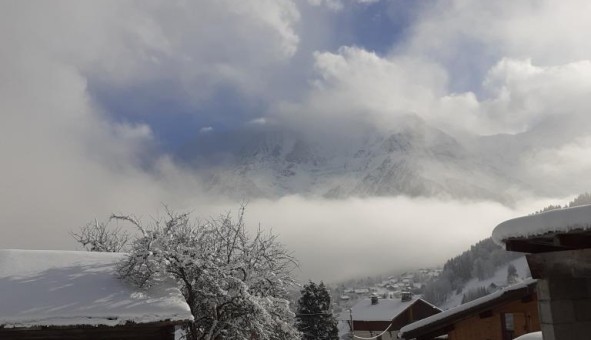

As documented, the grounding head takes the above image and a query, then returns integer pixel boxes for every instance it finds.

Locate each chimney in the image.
[370,294,379,305]
[401,291,412,302]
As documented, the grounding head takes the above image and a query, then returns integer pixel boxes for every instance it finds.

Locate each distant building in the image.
[0,249,193,340]
[399,279,540,340]
[344,294,441,340]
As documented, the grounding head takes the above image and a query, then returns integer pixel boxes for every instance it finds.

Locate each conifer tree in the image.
[507,263,518,284]
[296,281,339,340]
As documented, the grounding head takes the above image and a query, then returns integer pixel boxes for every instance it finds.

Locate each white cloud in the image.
[3,0,591,282]
[278,46,448,132]
[279,45,591,138]
[480,59,591,134]
[3,1,301,102]
[248,117,268,125]
[307,0,343,11]
[308,0,381,11]
[523,137,591,196]
[199,126,214,134]
[0,0,302,249]
[217,195,552,282]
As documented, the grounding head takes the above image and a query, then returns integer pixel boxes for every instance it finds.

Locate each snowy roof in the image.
[399,279,537,339]
[344,297,432,322]
[0,249,193,328]
[514,332,543,340]
[492,204,591,246]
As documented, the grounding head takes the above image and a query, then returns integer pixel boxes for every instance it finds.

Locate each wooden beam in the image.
[506,239,568,253]
[555,233,591,249]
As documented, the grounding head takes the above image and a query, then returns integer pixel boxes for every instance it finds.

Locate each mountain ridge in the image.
[177,116,526,203]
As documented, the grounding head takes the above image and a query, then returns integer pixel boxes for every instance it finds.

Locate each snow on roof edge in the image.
[399,279,537,337]
[492,204,591,246]
[513,331,543,340]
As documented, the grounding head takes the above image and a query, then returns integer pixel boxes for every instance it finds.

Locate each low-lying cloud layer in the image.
[1,0,590,281]
[237,196,554,282]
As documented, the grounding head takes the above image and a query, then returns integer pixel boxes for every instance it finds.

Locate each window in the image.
[502,313,515,340]
[504,313,514,331]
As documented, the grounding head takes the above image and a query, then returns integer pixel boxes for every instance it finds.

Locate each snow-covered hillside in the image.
[441,256,530,310]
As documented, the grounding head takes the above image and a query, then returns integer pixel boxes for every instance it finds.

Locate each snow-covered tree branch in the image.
[112,206,300,340]
[70,219,129,252]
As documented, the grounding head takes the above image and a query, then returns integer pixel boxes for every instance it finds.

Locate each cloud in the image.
[214,195,553,282]
[6,1,301,112]
[307,0,381,11]
[199,126,214,134]
[3,0,591,283]
[276,46,449,133]
[248,117,268,125]
[307,0,344,11]
[277,47,591,139]
[481,59,591,134]
[0,0,305,249]
[522,137,591,196]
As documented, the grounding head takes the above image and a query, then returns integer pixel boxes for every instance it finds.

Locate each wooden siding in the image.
[446,294,540,340]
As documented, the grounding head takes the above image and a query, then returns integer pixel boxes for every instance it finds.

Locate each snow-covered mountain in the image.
[177,116,525,202]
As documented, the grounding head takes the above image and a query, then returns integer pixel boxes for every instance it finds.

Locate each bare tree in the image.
[71,218,129,252]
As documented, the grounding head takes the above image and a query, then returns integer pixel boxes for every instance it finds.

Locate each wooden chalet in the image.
[492,204,591,340]
[345,294,441,340]
[0,249,193,340]
[399,279,540,340]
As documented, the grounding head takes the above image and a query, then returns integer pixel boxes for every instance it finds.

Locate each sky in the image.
[2,0,591,282]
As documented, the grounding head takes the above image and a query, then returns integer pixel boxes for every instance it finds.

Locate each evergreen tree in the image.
[569,192,591,207]
[507,263,518,284]
[296,281,339,340]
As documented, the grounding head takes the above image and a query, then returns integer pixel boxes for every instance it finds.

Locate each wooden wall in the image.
[447,294,540,340]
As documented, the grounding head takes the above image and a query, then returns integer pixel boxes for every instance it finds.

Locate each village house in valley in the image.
[0,249,193,340]
[345,293,441,340]
[399,279,540,340]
